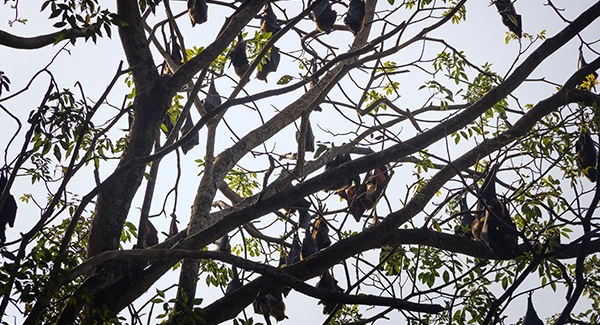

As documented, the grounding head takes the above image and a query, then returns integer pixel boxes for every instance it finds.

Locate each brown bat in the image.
[260,3,281,36]
[203,81,221,112]
[344,0,365,35]
[311,0,337,34]
[493,0,522,38]
[145,219,159,247]
[0,172,17,243]
[576,130,597,182]
[256,46,281,83]
[180,114,199,155]
[312,215,331,250]
[187,0,208,27]
[228,34,249,79]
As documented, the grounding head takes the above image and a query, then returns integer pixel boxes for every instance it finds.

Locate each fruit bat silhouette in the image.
[345,166,391,222]
[203,81,221,112]
[309,61,323,112]
[228,35,249,79]
[187,0,208,26]
[455,196,476,239]
[472,164,498,239]
[295,118,315,153]
[0,172,17,243]
[317,270,344,314]
[286,235,301,266]
[145,219,159,247]
[523,295,544,325]
[253,289,288,325]
[311,0,337,34]
[225,265,242,295]
[301,230,318,260]
[312,215,331,250]
[576,130,597,182]
[344,0,365,35]
[260,3,281,36]
[168,214,179,238]
[493,0,522,38]
[324,153,360,192]
[256,46,281,83]
[282,185,312,229]
[180,114,199,155]
[481,198,518,258]
[164,39,183,75]
[215,234,231,253]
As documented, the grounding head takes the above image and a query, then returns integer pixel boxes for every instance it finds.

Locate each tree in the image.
[1,0,600,324]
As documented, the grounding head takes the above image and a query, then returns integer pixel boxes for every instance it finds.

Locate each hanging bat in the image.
[268,290,288,322]
[576,130,597,182]
[286,235,301,266]
[361,166,391,209]
[256,46,281,83]
[324,153,360,192]
[523,295,544,325]
[225,265,242,295]
[345,183,366,222]
[168,214,179,238]
[480,198,518,259]
[260,3,281,36]
[203,81,221,112]
[316,271,344,314]
[165,39,183,75]
[455,196,476,239]
[0,172,17,243]
[310,61,323,112]
[344,0,365,35]
[145,219,159,247]
[312,214,331,250]
[472,164,499,239]
[295,118,316,153]
[228,35,249,79]
[253,294,274,325]
[282,185,312,229]
[493,0,522,38]
[180,114,199,155]
[301,230,318,260]
[187,0,208,27]
[215,234,231,253]
[578,49,598,92]
[311,0,337,34]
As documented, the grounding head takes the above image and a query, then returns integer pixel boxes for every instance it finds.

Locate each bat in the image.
[344,0,365,35]
[480,198,518,258]
[324,153,360,192]
[576,130,597,182]
[187,0,208,27]
[180,114,199,155]
[301,230,318,260]
[164,39,183,75]
[361,166,391,209]
[455,196,476,239]
[260,3,281,36]
[578,49,598,91]
[253,290,288,325]
[286,235,301,266]
[295,118,315,152]
[168,214,179,238]
[523,295,544,325]
[312,214,331,250]
[215,234,231,253]
[310,61,323,112]
[493,0,522,38]
[311,0,337,34]
[316,271,344,314]
[225,265,242,295]
[145,219,159,247]
[228,35,249,79]
[0,172,17,243]
[253,294,273,325]
[345,184,366,222]
[256,46,281,83]
[282,185,312,229]
[203,81,221,112]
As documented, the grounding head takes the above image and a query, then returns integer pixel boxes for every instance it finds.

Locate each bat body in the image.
[256,46,281,83]
[145,219,159,247]
[225,266,242,295]
[576,130,597,182]
[301,230,318,259]
[180,114,199,154]
[480,198,518,258]
[310,63,323,112]
[455,196,475,239]
[253,290,288,324]
[286,235,301,266]
[0,173,17,243]
[578,51,598,91]
[312,0,337,34]
[228,36,249,79]
[317,271,344,314]
[165,40,183,75]
[493,0,522,38]
[295,118,315,153]
[523,295,544,325]
[472,164,498,238]
[168,214,179,238]
[324,153,360,192]
[344,0,365,35]
[312,215,331,250]
[215,234,231,253]
[283,184,312,229]
[187,0,208,26]
[260,3,281,36]
[203,81,221,111]
[344,166,391,221]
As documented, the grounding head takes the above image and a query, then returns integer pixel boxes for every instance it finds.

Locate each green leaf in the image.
[277,75,293,85]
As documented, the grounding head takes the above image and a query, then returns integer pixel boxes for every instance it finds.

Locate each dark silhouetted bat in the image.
[344,166,391,222]
[253,290,288,325]
[260,3,281,36]
[312,0,337,34]
[225,265,242,295]
[0,172,17,243]
[472,164,498,239]
[455,196,476,239]
[283,185,312,229]
[310,61,323,112]
[228,35,249,79]
[256,46,281,83]
[324,153,360,192]
[146,219,159,247]
[301,230,318,260]
[215,234,231,253]
[203,81,221,111]
[344,0,365,35]
[180,114,199,155]
[480,198,518,259]
[187,0,208,27]
[578,49,598,92]
[165,39,183,75]
[317,270,344,314]
[523,295,544,325]
[168,214,179,238]
[295,118,315,152]
[493,0,522,38]
[286,235,301,266]
[576,130,597,182]
[312,215,331,250]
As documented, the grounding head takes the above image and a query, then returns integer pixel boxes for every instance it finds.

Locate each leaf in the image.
[277,75,293,85]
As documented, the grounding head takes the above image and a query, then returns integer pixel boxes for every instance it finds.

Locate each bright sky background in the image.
[1,0,599,324]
